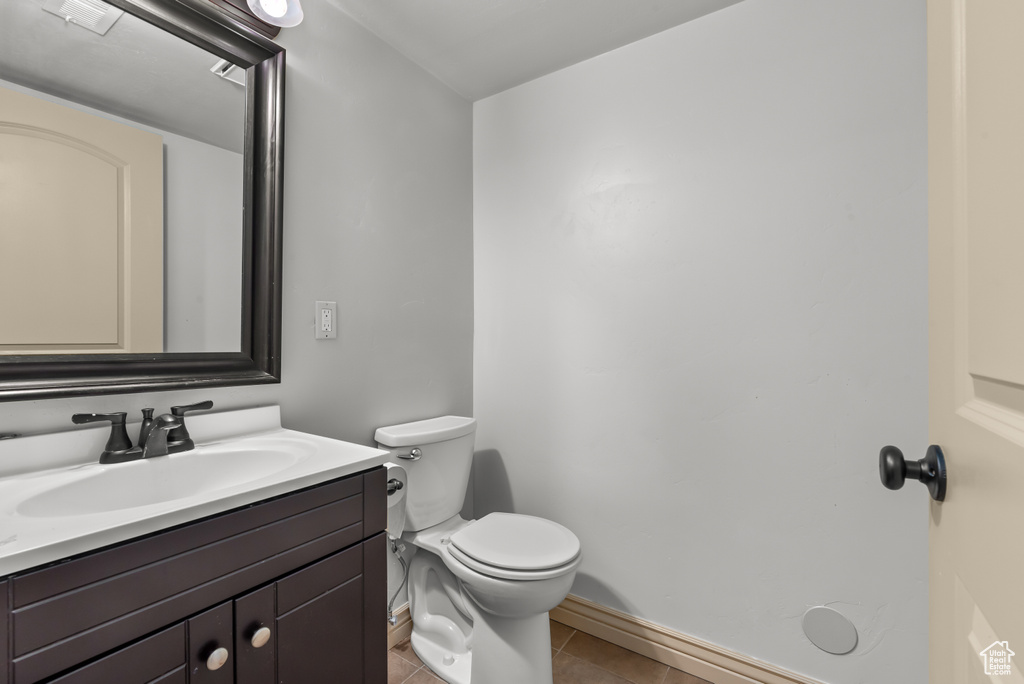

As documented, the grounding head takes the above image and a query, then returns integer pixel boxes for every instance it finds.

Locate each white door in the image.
[0,85,164,353]
[928,0,1024,681]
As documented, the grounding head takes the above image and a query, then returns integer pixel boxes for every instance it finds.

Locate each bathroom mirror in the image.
[0,0,284,400]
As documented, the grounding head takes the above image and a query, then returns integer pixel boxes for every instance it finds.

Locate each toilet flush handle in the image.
[398,448,422,461]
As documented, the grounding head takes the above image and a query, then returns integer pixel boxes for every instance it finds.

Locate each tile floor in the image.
[388,619,713,684]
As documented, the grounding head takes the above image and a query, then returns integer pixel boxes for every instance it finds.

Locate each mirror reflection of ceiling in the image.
[329,0,745,100]
[0,0,244,152]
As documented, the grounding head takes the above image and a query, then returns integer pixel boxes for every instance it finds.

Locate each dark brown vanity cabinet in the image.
[1,468,387,684]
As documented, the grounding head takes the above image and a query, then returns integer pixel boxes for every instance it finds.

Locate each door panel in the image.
[0,85,163,354]
[275,548,365,684]
[1,580,6,684]
[188,603,233,684]
[277,577,364,684]
[929,0,1024,681]
[0,132,118,344]
[362,534,387,684]
[235,584,276,684]
[276,544,361,615]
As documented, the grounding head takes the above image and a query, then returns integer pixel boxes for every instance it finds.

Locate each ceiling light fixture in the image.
[246,0,303,27]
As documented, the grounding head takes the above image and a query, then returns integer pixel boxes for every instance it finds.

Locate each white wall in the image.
[473,1,927,682]
[0,9,472,456]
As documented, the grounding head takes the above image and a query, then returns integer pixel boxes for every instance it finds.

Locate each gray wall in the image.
[472,0,927,682]
[0,8,473,448]
[163,133,243,353]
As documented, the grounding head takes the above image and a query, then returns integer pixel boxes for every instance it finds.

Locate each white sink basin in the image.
[0,405,389,576]
[16,439,310,518]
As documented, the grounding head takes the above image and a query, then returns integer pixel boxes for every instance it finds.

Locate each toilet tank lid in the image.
[374,416,476,447]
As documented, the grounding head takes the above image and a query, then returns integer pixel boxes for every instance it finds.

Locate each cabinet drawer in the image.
[10,473,371,684]
[47,624,186,684]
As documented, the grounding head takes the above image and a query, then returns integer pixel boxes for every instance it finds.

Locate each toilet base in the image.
[410,630,472,684]
[411,610,554,684]
[467,610,553,684]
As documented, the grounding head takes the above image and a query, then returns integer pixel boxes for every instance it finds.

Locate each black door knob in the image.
[879,445,946,502]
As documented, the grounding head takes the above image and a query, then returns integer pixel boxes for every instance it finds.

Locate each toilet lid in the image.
[449,512,580,571]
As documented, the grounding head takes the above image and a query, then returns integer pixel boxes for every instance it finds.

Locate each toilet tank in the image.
[375,416,476,532]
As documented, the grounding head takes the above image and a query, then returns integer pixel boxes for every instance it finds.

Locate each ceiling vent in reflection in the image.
[42,0,124,35]
[210,60,246,87]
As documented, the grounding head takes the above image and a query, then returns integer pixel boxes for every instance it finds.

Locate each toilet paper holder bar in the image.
[387,478,404,495]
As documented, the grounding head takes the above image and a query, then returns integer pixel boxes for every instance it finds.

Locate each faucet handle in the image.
[167,400,214,452]
[137,408,156,447]
[170,400,214,417]
[72,412,133,462]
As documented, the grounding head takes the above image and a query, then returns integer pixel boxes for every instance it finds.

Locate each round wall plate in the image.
[802,606,858,655]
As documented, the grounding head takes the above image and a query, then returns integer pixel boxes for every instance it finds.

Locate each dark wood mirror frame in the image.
[0,0,284,402]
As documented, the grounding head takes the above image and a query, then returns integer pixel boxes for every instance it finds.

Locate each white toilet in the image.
[376,416,581,684]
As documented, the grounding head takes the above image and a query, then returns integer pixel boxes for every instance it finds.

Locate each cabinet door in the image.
[1,579,7,684]
[47,624,186,684]
[235,585,275,684]
[188,603,233,684]
[275,545,364,683]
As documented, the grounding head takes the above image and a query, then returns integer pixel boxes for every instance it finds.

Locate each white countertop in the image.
[0,406,388,576]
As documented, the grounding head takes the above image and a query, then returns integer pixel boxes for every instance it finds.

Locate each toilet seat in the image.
[446,512,581,581]
[446,544,580,581]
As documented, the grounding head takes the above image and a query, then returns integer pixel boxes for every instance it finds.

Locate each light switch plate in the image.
[315,301,337,339]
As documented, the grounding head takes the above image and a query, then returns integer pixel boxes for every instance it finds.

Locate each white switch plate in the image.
[315,301,337,339]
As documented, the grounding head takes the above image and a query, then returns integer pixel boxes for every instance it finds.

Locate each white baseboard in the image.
[550,595,824,684]
[387,602,412,649]
[388,594,822,684]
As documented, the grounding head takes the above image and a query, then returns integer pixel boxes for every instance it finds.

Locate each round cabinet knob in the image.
[206,647,229,671]
[251,626,272,649]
